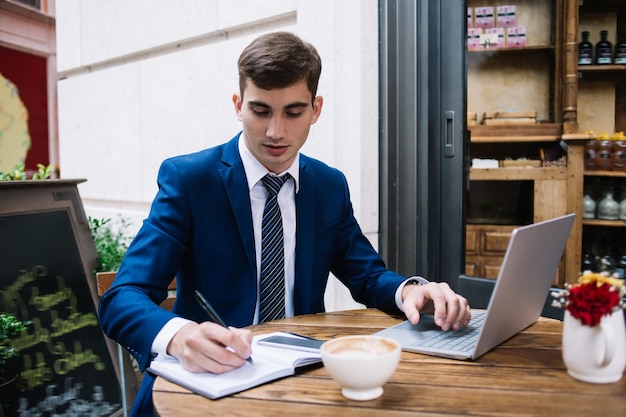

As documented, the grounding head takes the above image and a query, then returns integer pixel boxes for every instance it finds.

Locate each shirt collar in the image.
[238,134,300,193]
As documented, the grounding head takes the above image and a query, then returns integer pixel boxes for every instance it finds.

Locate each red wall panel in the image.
[0,45,49,170]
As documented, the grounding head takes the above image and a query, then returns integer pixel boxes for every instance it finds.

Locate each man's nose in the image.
[266,115,286,139]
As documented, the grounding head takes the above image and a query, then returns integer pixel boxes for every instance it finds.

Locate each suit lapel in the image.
[294,156,316,314]
[219,136,257,277]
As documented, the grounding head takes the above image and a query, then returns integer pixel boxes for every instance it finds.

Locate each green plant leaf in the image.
[88,215,133,273]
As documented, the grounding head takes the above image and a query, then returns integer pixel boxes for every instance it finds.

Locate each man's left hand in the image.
[401,282,471,331]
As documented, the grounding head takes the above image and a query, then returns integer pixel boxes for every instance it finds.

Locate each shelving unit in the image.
[465,0,625,286]
[466,0,565,285]
[574,1,626,277]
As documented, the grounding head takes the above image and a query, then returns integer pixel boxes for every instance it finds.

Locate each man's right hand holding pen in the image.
[166,321,253,374]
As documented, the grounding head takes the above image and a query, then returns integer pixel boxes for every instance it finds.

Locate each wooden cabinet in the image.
[565,1,626,280]
[466,0,573,286]
[465,0,625,287]
[465,225,514,279]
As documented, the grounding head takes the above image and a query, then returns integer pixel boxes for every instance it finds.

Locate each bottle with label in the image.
[596,30,613,65]
[597,185,619,220]
[615,32,626,64]
[579,31,593,65]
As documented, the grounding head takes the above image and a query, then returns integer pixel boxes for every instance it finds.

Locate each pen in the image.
[283,331,320,341]
[194,290,253,364]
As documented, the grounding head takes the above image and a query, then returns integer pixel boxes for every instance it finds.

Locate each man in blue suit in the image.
[99,31,470,416]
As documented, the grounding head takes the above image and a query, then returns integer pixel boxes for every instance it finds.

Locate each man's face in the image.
[233,79,323,174]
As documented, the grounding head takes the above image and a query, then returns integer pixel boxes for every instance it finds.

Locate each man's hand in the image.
[401,282,471,331]
[167,322,253,373]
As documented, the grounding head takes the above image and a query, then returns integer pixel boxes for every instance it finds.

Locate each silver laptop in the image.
[376,213,575,360]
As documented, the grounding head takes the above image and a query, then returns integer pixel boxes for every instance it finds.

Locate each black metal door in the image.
[379,0,468,291]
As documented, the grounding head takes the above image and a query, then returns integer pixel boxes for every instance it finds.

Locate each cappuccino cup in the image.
[320,335,401,401]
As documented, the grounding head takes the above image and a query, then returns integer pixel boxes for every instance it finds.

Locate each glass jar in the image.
[583,191,596,219]
[584,138,597,171]
[619,192,626,221]
[598,187,619,220]
[594,133,613,171]
[612,132,626,172]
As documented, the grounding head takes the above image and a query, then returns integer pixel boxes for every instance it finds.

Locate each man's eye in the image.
[286,112,303,118]
[252,108,270,116]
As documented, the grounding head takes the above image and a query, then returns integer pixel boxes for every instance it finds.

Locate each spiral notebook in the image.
[148,332,321,399]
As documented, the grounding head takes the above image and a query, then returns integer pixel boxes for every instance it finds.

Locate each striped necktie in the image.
[259,173,290,323]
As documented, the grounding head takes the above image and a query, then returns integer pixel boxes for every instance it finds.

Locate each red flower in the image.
[566,282,621,326]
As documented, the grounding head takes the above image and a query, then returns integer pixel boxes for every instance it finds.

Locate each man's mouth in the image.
[265,144,288,156]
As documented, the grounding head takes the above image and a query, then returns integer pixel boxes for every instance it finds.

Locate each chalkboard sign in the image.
[0,180,132,417]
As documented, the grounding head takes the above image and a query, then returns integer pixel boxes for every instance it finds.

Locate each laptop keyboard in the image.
[410,311,487,353]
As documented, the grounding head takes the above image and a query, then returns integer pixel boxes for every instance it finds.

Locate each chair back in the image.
[96,272,177,311]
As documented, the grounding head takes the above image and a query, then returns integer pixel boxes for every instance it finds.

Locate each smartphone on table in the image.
[257,334,324,353]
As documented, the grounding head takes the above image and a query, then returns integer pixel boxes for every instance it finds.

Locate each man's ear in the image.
[311,96,323,124]
[232,93,243,120]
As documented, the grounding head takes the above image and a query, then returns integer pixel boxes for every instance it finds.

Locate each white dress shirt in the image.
[238,136,299,323]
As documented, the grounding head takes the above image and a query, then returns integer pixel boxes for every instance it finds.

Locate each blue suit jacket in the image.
[98,133,406,415]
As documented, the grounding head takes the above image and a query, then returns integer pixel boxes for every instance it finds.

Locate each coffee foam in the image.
[325,337,397,355]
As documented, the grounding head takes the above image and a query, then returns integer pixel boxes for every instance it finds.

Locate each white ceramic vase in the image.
[562,310,626,383]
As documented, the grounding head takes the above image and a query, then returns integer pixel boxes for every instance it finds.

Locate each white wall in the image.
[56,0,379,311]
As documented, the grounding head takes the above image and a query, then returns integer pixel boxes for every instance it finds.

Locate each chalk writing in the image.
[1,210,123,416]
[54,341,106,375]
[1,266,47,317]
[50,311,98,338]
[16,378,119,417]
[30,276,75,312]
[20,352,54,391]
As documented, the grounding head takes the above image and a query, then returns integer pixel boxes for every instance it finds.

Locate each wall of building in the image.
[55,0,379,311]
[0,0,57,172]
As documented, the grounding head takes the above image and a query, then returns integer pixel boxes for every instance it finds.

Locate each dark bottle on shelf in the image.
[596,236,616,275]
[578,31,593,65]
[616,255,626,279]
[595,30,613,65]
[615,239,626,279]
[581,235,596,273]
[615,32,626,65]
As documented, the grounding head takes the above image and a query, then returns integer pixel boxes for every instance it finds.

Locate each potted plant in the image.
[0,163,55,181]
[88,215,132,275]
[552,272,626,383]
[0,312,29,415]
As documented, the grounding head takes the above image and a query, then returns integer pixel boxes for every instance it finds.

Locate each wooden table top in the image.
[153,309,626,417]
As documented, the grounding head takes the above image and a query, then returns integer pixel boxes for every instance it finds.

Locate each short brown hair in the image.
[238,32,322,103]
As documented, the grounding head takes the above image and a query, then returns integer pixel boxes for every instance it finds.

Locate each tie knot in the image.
[261,173,290,196]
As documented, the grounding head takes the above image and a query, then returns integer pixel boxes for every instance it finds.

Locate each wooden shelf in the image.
[468,45,554,55]
[470,167,567,181]
[471,135,561,143]
[562,133,594,142]
[584,170,626,178]
[582,219,626,227]
[578,64,626,73]
[469,124,562,141]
